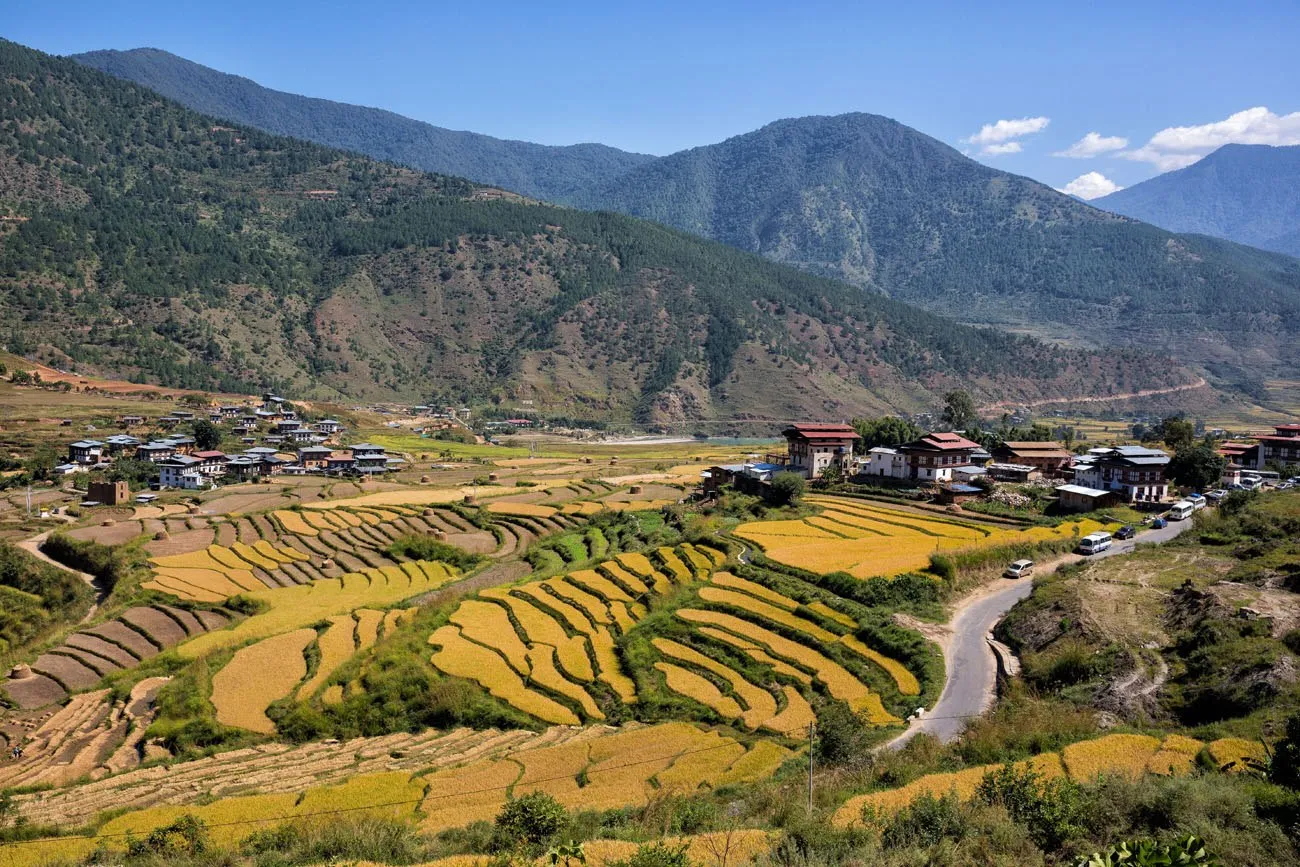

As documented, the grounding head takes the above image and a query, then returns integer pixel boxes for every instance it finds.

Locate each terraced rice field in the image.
[2,721,791,863]
[428,541,913,732]
[177,560,459,659]
[833,732,1249,826]
[210,628,317,733]
[430,544,725,724]
[0,606,231,709]
[736,495,1114,579]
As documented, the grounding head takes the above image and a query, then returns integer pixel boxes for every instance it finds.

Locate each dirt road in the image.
[884,517,1193,749]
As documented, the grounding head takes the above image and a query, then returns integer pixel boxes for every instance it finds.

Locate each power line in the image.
[2,728,813,851]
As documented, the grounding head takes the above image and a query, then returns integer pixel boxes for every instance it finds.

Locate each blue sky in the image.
[8,0,1300,198]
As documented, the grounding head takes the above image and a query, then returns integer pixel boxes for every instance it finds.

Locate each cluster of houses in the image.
[62,393,402,490]
[705,422,1183,514]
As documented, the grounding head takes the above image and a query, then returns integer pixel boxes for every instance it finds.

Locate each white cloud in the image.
[982,142,1022,156]
[1053,131,1128,158]
[968,116,1051,145]
[1058,171,1124,200]
[1119,106,1300,171]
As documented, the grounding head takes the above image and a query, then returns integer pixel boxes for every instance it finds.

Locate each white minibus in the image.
[1078,532,1113,555]
[1168,501,1195,521]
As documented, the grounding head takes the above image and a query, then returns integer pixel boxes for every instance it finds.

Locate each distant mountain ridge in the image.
[71,48,1300,382]
[72,48,655,201]
[4,38,1194,422]
[1096,143,1300,258]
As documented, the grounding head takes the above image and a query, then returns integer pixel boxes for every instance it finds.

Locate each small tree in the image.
[941,390,979,432]
[192,419,221,451]
[769,471,806,506]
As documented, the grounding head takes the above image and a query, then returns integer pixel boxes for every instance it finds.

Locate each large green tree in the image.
[1167,444,1226,492]
[941,390,979,432]
[852,416,922,453]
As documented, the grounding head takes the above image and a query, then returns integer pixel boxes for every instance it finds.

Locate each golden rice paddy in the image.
[210,628,316,733]
[737,495,1114,579]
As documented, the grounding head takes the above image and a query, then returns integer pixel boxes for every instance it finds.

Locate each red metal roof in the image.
[192,450,226,459]
[782,423,859,441]
[919,432,981,451]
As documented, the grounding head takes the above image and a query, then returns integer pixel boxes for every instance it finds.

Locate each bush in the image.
[387,534,485,571]
[975,763,1083,849]
[39,532,142,593]
[880,792,967,848]
[614,842,691,867]
[769,472,806,506]
[493,791,568,853]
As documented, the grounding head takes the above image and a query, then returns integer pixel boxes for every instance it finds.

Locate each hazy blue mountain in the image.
[71,47,654,201]
[1097,144,1300,258]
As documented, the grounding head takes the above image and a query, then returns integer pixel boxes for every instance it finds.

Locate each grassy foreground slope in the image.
[1,39,1192,419]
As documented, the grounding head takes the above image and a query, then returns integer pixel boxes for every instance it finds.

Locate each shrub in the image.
[770,472,806,506]
[615,841,691,867]
[387,534,485,571]
[880,792,967,848]
[975,763,1083,849]
[493,791,568,852]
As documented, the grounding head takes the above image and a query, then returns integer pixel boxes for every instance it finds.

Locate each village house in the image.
[157,455,204,489]
[161,436,196,455]
[351,443,389,475]
[780,423,859,478]
[326,450,356,474]
[275,418,304,434]
[315,419,342,435]
[897,431,982,483]
[157,416,182,428]
[986,463,1041,483]
[1253,424,1300,470]
[67,440,105,465]
[218,405,243,419]
[224,455,264,481]
[858,447,907,480]
[1072,445,1170,502]
[135,441,177,463]
[103,434,141,455]
[992,441,1073,477]
[1055,483,1116,513]
[116,415,145,427]
[191,450,228,478]
[171,410,196,420]
[298,445,333,470]
[286,427,316,444]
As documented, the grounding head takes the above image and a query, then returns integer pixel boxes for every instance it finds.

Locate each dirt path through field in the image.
[980,377,1208,413]
[16,530,106,623]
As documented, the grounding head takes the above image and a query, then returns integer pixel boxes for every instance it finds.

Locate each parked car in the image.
[1115,525,1136,540]
[1205,489,1229,503]
[1279,481,1295,490]
[1151,517,1168,529]
[1004,559,1035,579]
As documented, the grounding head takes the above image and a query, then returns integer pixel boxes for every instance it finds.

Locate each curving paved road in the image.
[885,516,1193,749]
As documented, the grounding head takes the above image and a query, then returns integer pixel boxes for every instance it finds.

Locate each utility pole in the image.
[807,721,815,813]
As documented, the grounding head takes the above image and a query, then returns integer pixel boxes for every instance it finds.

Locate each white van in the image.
[1186,493,1207,511]
[1004,559,1035,579]
[1078,532,1113,555]
[1168,501,1195,521]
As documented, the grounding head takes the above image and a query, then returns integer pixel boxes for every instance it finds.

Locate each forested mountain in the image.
[73,50,1300,380]
[0,40,1194,420]
[1097,144,1300,258]
[574,114,1300,376]
[71,48,654,202]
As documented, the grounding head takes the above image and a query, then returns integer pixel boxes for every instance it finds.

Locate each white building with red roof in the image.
[897,431,983,483]
[780,423,860,478]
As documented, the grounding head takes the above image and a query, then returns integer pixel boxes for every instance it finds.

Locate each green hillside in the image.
[71,47,655,202]
[0,40,1193,420]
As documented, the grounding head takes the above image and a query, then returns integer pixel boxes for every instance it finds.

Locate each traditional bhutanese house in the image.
[191,450,228,477]
[780,423,859,478]
[218,405,243,418]
[326,450,356,474]
[315,419,342,434]
[897,431,982,483]
[171,410,196,420]
[275,418,304,434]
[158,455,204,489]
[1072,445,1170,503]
[286,427,316,444]
[1055,484,1116,513]
[104,434,141,455]
[351,443,389,475]
[298,445,333,469]
[164,436,196,455]
[117,415,145,427]
[225,455,264,481]
[68,439,105,464]
[936,482,983,505]
[992,441,1073,476]
[135,441,176,463]
[1253,424,1300,470]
